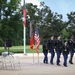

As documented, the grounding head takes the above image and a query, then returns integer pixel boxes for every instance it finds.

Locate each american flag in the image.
[34,27,40,54]
[23,0,26,27]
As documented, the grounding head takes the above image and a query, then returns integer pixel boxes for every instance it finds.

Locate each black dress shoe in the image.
[69,61,74,64]
[64,65,67,67]
[43,61,45,63]
[70,62,73,64]
[50,63,54,65]
[63,64,67,67]
[57,64,61,66]
[46,62,48,64]
[59,60,60,62]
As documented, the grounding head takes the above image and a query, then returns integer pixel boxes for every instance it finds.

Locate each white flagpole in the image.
[23,0,26,54]
[24,25,26,54]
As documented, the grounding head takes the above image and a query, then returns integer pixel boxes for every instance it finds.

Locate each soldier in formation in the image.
[42,35,75,67]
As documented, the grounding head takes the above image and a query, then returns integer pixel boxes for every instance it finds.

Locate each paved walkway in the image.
[0,53,75,75]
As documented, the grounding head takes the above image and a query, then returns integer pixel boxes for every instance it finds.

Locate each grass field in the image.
[0,45,42,54]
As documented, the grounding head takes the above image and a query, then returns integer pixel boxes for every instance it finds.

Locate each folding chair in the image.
[1,52,21,70]
[12,56,21,70]
[1,52,14,69]
[0,56,4,69]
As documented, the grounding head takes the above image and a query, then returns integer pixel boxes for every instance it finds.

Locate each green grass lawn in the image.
[0,45,42,55]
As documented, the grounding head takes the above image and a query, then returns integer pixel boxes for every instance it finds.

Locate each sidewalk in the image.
[0,53,75,75]
[13,53,75,58]
[13,53,44,58]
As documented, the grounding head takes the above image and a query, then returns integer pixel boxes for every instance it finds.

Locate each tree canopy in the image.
[0,1,75,46]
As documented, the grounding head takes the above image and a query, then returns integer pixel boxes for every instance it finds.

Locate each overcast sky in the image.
[17,0,75,21]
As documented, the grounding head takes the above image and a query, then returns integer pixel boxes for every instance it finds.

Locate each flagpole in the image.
[38,53,39,64]
[23,0,26,54]
[33,52,34,63]
[24,25,26,54]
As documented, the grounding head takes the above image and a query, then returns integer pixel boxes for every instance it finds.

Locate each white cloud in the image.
[21,0,40,6]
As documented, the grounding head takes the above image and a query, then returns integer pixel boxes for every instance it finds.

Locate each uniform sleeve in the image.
[68,40,70,46]
[47,40,50,50]
[42,44,45,52]
[73,40,75,48]
[55,40,57,47]
[62,44,64,53]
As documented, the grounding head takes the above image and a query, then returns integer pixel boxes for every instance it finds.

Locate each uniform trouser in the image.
[69,50,74,63]
[56,51,61,64]
[50,49,55,64]
[43,53,48,63]
[63,54,68,65]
